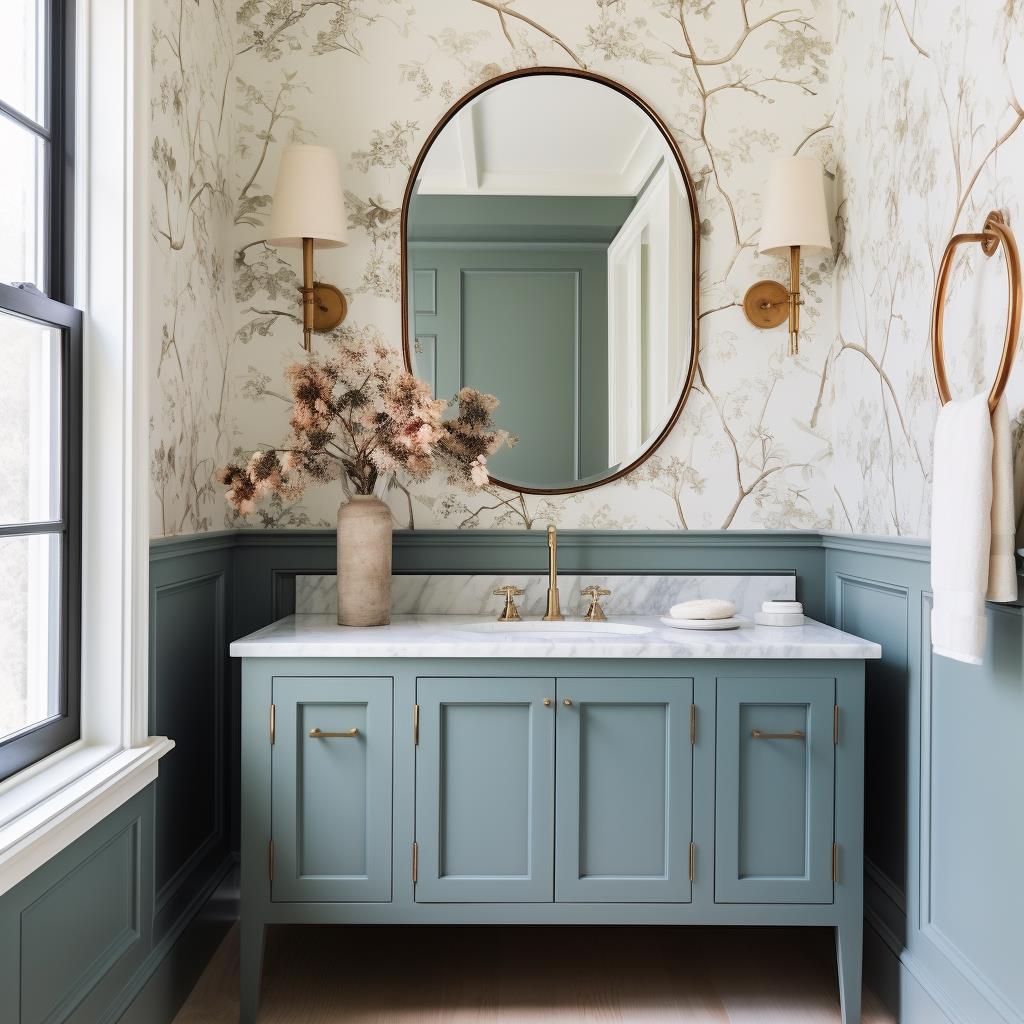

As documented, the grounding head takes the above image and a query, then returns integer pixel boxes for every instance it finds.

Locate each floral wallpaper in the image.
[149,0,844,536]
[830,0,1024,538]
[149,0,236,536]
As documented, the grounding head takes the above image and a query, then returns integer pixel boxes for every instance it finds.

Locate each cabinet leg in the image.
[240,919,266,1024]
[836,919,863,1024]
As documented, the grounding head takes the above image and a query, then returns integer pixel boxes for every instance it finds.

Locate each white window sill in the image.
[0,736,175,896]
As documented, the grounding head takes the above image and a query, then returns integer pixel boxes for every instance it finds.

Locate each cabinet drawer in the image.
[715,677,835,904]
[271,677,393,902]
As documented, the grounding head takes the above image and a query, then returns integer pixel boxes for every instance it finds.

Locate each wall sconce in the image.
[267,144,349,352]
[743,155,831,355]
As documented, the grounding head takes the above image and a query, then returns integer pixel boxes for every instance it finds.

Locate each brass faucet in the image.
[543,524,564,621]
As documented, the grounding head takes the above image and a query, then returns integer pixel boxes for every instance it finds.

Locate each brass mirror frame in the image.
[400,66,701,496]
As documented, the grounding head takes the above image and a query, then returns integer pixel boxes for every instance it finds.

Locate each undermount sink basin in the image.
[463,620,652,640]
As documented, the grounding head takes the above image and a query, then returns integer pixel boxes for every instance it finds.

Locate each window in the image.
[0,0,80,782]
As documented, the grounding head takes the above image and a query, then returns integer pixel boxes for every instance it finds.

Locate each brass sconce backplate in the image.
[311,283,348,333]
[743,280,790,329]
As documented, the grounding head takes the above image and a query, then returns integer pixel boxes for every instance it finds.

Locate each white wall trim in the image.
[0,0,168,890]
[0,738,173,895]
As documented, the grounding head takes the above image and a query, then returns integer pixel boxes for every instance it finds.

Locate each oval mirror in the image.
[402,67,699,494]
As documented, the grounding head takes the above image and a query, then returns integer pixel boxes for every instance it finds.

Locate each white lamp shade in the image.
[266,144,348,249]
[757,155,831,256]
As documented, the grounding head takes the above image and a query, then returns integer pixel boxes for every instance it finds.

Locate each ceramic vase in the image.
[337,495,392,626]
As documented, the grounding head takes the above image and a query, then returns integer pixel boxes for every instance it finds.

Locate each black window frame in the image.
[0,0,81,783]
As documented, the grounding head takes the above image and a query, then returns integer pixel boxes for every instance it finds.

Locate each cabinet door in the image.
[271,677,392,902]
[555,677,693,902]
[715,677,835,904]
[415,677,554,903]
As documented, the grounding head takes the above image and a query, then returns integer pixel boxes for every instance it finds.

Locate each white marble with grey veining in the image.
[294,573,796,618]
[230,613,880,660]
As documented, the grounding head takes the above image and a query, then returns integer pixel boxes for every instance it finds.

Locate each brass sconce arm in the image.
[743,245,805,355]
[299,237,348,353]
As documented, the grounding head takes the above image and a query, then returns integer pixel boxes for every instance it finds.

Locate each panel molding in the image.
[826,550,1024,1024]
[459,266,583,480]
[916,593,1024,1024]
[833,571,910,915]
[20,817,142,1024]
[150,570,227,919]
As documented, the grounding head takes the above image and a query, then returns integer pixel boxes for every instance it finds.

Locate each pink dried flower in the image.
[217,342,510,516]
[470,455,489,487]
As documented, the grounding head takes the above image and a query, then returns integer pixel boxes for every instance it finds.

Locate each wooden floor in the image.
[173,923,895,1023]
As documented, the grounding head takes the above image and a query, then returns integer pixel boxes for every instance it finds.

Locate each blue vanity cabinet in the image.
[555,677,693,902]
[414,676,555,902]
[238,653,866,1024]
[270,676,393,902]
[714,676,837,904]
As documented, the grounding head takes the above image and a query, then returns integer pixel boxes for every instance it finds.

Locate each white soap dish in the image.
[754,611,805,626]
[668,598,736,620]
[661,616,746,631]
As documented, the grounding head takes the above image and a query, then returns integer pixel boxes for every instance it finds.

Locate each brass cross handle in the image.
[581,585,611,622]
[308,727,360,739]
[750,729,805,740]
[493,585,525,621]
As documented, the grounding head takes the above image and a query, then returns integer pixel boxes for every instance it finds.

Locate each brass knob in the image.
[543,698,552,707]
[581,585,611,622]
[563,697,572,707]
[493,585,525,621]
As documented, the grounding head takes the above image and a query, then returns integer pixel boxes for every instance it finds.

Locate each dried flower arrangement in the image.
[217,336,511,518]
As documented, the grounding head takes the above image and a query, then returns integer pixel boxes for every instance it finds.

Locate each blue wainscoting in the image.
[149,537,235,934]
[0,791,152,1024]
[1,528,1019,1023]
[824,534,1024,1024]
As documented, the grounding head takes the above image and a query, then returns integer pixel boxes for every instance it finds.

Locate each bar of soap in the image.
[670,598,737,620]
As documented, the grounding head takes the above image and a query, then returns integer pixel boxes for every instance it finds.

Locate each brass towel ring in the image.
[931,210,1022,413]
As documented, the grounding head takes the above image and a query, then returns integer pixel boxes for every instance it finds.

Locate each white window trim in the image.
[0,0,171,896]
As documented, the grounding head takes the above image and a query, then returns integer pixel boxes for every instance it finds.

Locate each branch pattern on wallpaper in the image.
[830,0,1024,537]
[151,0,844,536]
[150,0,235,536]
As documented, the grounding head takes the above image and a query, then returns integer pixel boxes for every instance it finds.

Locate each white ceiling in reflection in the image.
[416,75,666,197]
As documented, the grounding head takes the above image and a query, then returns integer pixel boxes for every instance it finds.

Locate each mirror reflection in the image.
[405,71,697,492]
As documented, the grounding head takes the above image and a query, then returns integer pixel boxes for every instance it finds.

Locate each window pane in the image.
[0,117,46,288]
[0,532,61,743]
[0,308,61,525]
[0,0,46,125]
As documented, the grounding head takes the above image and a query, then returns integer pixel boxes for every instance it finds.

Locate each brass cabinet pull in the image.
[563,697,573,707]
[750,729,805,740]
[543,698,552,707]
[308,727,360,739]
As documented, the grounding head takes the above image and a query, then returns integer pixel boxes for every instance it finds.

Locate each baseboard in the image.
[105,856,237,1024]
[865,915,964,1024]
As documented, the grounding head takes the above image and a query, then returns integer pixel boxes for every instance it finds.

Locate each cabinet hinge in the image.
[269,839,275,882]
[412,841,419,883]
[270,703,276,745]
[689,704,697,745]
[832,842,839,883]
[833,705,839,745]
[413,704,420,746]
[688,841,696,882]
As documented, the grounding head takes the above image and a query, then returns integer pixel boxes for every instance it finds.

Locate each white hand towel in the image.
[987,398,1018,603]
[930,394,1017,666]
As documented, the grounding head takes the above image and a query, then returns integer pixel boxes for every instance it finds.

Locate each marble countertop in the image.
[230,614,881,660]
